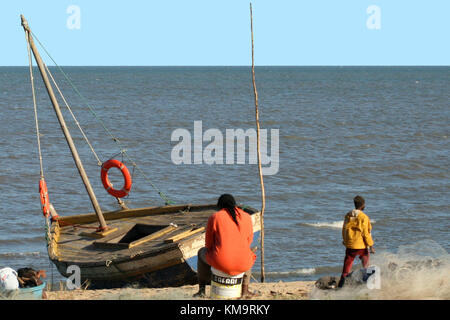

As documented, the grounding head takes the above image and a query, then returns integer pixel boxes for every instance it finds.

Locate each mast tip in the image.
[21,15,30,31]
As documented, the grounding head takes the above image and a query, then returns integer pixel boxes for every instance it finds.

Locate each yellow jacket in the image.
[342,210,374,249]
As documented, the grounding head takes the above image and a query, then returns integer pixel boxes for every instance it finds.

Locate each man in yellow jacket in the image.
[338,195,375,288]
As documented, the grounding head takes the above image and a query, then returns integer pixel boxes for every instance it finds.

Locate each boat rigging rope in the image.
[44,69,130,209]
[29,30,173,205]
[26,30,54,242]
[25,32,44,179]
[45,64,102,166]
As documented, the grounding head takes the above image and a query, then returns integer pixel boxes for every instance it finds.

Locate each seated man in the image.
[194,194,256,298]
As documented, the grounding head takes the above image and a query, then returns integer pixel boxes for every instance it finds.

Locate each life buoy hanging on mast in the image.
[39,179,50,218]
[101,159,132,198]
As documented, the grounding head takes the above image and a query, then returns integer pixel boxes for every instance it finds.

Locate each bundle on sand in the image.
[17,268,47,288]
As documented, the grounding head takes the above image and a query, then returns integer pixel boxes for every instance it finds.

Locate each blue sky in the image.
[1,0,449,66]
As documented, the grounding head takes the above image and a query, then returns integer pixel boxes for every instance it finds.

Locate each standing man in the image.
[338,195,375,288]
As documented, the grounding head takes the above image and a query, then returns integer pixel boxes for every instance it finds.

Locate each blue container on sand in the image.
[17,282,46,300]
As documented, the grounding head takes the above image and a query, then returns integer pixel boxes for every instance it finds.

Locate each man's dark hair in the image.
[217,194,238,226]
[353,195,365,209]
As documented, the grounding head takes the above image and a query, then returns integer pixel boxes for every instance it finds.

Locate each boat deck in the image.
[53,205,216,264]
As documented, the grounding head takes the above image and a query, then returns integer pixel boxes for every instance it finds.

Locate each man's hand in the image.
[369,246,376,254]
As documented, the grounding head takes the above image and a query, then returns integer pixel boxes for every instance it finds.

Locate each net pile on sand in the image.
[311,240,450,300]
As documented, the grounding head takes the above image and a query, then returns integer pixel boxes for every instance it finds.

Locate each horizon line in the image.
[1,65,449,67]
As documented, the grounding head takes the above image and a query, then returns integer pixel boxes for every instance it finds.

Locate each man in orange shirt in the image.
[338,195,375,288]
[194,194,256,298]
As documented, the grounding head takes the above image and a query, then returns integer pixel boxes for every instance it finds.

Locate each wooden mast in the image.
[250,3,266,282]
[21,15,108,231]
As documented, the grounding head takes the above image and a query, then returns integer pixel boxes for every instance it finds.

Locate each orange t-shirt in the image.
[205,207,256,276]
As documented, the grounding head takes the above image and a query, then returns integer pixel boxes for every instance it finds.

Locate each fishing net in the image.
[310,240,450,300]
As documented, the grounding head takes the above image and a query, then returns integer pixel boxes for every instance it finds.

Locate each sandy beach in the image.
[45,281,315,300]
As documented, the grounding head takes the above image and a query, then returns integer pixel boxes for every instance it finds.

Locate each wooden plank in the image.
[56,203,220,226]
[79,227,118,239]
[164,227,205,243]
[57,204,196,226]
[92,242,130,250]
[92,224,179,249]
[92,225,133,244]
[129,224,178,248]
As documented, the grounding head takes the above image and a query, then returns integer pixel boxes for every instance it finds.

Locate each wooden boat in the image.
[20,16,261,288]
[51,204,261,288]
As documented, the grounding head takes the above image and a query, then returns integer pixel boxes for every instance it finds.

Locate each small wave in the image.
[255,265,343,279]
[303,221,343,229]
[300,220,376,229]
[284,135,314,141]
[267,268,316,276]
[0,236,45,245]
[0,251,41,258]
[253,268,316,279]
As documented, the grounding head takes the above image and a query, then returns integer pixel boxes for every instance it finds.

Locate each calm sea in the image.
[0,66,449,285]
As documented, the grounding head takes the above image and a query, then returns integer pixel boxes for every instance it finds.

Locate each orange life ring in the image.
[101,159,132,198]
[39,179,50,218]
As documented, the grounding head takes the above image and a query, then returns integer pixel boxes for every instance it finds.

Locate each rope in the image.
[47,67,140,208]
[30,31,173,205]
[45,216,54,291]
[251,273,260,283]
[25,31,44,179]
[44,217,52,245]
[49,259,54,291]
[45,64,103,166]
[122,152,173,205]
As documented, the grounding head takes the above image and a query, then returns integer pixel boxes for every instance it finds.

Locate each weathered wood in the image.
[164,227,205,243]
[91,226,132,243]
[91,224,179,249]
[129,224,178,248]
[250,3,266,283]
[57,204,199,226]
[80,227,118,239]
[91,242,130,250]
